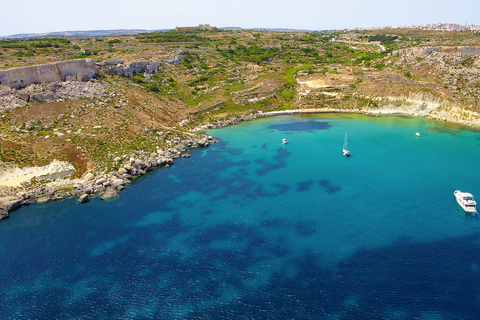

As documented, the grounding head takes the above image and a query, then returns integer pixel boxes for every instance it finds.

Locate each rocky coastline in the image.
[0,135,217,220]
[195,103,480,132]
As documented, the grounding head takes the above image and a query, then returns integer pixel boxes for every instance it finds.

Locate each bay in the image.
[1,113,480,319]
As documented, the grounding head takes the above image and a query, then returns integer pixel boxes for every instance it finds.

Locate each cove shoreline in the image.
[194,105,480,132]
[1,106,479,221]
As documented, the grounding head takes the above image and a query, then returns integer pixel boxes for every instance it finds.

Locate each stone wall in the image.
[0,59,98,89]
[393,46,480,58]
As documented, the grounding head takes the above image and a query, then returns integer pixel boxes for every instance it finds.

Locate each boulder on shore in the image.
[37,196,49,203]
[100,190,119,200]
[78,194,90,203]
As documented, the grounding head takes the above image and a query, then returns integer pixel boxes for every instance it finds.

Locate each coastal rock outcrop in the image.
[0,197,22,219]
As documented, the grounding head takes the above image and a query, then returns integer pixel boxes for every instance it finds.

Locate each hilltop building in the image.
[176,24,215,32]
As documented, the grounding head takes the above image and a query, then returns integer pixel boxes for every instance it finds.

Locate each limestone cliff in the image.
[0,59,98,89]
[372,92,480,126]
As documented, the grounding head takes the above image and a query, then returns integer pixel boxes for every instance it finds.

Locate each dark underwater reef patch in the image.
[318,180,341,194]
[296,180,314,192]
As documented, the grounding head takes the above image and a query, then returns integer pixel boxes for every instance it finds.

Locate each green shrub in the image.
[108,39,121,44]
[188,75,213,86]
[283,64,313,88]
[33,42,53,48]
[280,88,295,101]
[368,35,398,45]
[136,31,207,43]
[13,50,34,57]
[283,73,296,88]
[131,75,145,84]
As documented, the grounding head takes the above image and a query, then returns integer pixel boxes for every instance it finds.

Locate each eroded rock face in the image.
[0,59,98,89]
[0,197,22,219]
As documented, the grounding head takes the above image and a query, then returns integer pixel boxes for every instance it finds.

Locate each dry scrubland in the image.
[1,28,480,196]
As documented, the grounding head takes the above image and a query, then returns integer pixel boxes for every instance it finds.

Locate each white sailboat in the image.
[343,133,350,156]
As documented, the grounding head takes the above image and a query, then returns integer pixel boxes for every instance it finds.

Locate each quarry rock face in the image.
[0,59,98,89]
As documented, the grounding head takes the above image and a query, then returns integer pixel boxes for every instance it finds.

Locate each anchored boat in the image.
[454,190,477,213]
[343,133,350,157]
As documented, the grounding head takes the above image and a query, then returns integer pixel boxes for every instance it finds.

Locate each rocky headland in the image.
[0,135,217,219]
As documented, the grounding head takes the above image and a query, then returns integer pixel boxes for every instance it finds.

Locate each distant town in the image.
[357,23,480,32]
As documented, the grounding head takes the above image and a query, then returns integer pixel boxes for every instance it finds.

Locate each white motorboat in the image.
[415,132,420,137]
[454,190,477,213]
[342,133,350,156]
[282,138,287,144]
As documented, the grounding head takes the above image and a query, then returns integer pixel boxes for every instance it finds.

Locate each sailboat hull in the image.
[343,133,350,156]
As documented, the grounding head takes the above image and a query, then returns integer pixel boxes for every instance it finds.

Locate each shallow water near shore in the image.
[1,113,480,319]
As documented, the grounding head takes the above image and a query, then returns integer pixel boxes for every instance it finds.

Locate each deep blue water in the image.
[1,114,480,319]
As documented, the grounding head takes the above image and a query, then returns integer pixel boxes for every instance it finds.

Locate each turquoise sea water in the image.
[1,113,480,319]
